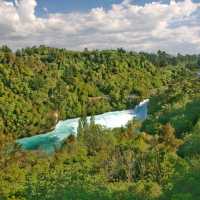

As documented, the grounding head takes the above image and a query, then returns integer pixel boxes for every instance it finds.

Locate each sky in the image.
[0,0,200,54]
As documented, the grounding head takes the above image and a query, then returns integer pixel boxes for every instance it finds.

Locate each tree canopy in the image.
[0,46,199,200]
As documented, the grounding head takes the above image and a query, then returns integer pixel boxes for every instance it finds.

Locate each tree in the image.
[159,123,183,152]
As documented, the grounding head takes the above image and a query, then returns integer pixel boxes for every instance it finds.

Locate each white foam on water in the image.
[17,99,149,152]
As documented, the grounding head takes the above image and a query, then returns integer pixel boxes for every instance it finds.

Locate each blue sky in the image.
[36,0,123,16]
[35,0,168,15]
[1,0,200,54]
[7,0,199,16]
[40,0,200,15]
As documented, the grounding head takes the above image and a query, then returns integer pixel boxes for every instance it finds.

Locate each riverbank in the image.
[17,99,149,153]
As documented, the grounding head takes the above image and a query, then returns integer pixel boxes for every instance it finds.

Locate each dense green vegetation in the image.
[2,46,198,138]
[142,68,200,137]
[0,46,200,200]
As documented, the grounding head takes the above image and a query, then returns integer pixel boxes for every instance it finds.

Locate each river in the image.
[17,99,149,153]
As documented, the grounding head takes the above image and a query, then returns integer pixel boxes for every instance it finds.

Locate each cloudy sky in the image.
[0,0,200,54]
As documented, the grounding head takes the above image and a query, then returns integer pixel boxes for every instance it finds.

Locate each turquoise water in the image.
[17,99,149,153]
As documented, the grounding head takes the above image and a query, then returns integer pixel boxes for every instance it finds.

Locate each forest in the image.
[0,45,200,200]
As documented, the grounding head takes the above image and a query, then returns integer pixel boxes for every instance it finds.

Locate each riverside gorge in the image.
[0,0,200,199]
[0,46,199,200]
[17,100,149,153]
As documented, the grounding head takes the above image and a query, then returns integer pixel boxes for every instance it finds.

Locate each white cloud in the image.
[0,0,200,54]
[15,0,37,22]
[43,7,48,13]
